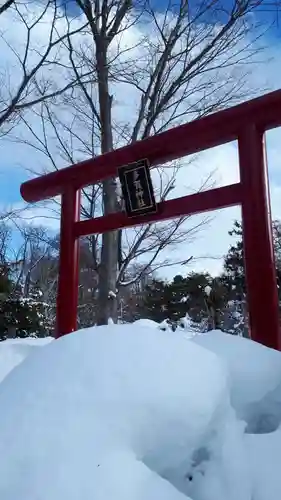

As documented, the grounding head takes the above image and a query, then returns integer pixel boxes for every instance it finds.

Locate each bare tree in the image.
[0,0,15,16]
[7,224,60,331]
[0,0,89,135]
[0,220,11,264]
[19,0,270,325]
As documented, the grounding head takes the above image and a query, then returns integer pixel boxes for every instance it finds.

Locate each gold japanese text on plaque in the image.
[118,159,157,218]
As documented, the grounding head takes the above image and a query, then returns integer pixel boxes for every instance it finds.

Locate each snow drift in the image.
[0,326,280,500]
[0,336,52,384]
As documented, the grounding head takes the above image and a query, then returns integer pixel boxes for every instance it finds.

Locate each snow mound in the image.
[245,429,281,500]
[193,330,281,433]
[0,336,53,383]
[133,318,160,328]
[0,326,280,500]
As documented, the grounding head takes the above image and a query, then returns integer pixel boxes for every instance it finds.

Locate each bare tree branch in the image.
[16,0,271,325]
[0,0,89,133]
[0,0,14,16]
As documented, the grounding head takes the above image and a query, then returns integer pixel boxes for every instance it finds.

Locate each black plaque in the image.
[118,159,157,218]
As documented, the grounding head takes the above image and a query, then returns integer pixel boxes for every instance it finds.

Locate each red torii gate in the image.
[21,90,281,350]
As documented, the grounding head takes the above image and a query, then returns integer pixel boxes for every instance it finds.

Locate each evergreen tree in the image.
[222,220,245,298]
[222,219,281,300]
[141,279,170,323]
[141,272,228,331]
[220,219,281,337]
[0,264,12,300]
[0,264,50,340]
[166,274,192,323]
[180,272,212,324]
[273,221,281,290]
[138,219,281,337]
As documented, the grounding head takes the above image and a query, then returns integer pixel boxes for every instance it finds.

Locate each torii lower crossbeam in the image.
[21,90,281,349]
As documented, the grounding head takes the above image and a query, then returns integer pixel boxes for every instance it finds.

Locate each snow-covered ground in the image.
[0,336,53,384]
[0,325,281,500]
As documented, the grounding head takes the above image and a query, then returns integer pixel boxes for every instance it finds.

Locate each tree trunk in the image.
[97,176,119,324]
[95,39,119,325]
[7,325,17,339]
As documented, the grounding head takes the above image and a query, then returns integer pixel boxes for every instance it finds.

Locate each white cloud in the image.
[17,202,61,231]
[0,4,84,94]
[0,4,280,279]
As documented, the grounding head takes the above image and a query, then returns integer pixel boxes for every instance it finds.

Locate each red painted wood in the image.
[56,188,80,338]
[19,90,281,349]
[21,89,281,203]
[239,127,280,349]
[74,184,242,238]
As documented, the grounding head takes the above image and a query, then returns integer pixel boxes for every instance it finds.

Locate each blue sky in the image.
[0,1,281,278]
[152,0,281,31]
[0,164,25,206]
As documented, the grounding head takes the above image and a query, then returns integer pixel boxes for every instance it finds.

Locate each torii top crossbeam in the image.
[20,90,281,349]
[21,89,281,203]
